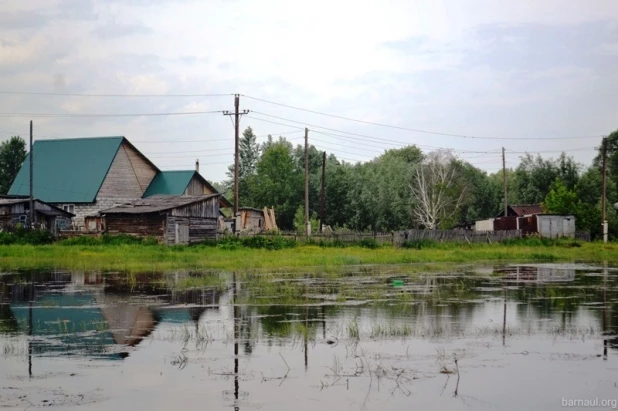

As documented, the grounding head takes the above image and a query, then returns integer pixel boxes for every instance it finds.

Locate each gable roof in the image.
[98,194,221,214]
[143,170,232,207]
[496,204,544,217]
[508,204,544,216]
[0,198,75,217]
[143,171,195,197]
[8,137,126,203]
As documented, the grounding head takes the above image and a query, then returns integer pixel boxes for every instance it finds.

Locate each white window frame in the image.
[62,204,75,214]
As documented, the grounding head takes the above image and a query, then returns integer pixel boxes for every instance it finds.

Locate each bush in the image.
[0,227,54,245]
[202,235,297,250]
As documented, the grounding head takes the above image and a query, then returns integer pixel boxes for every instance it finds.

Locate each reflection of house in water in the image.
[0,270,223,362]
[502,266,576,283]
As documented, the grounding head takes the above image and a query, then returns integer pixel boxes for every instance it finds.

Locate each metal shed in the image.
[92,194,221,245]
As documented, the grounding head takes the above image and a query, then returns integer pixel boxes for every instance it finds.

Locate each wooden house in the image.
[8,137,159,230]
[8,137,230,230]
[90,194,221,245]
[0,197,74,235]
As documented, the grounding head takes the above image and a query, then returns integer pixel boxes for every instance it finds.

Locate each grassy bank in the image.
[0,240,616,273]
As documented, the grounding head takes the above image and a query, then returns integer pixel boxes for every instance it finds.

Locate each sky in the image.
[1,0,617,182]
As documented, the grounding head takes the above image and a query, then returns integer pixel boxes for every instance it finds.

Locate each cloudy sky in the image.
[1,0,617,182]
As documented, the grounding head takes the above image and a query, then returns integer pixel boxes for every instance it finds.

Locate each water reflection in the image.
[1,263,618,410]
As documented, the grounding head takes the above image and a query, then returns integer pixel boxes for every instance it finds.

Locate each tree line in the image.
[1,129,616,239]
[216,127,618,238]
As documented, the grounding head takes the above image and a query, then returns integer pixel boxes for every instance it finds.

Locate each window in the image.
[62,204,75,214]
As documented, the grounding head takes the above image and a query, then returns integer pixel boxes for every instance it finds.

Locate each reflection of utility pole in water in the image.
[304,304,308,371]
[233,272,240,411]
[502,277,507,347]
[28,272,34,378]
[602,262,608,360]
[321,306,326,340]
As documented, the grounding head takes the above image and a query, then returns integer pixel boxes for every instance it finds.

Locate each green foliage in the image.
[60,234,160,246]
[0,136,27,194]
[543,178,579,215]
[0,227,53,245]
[201,235,297,250]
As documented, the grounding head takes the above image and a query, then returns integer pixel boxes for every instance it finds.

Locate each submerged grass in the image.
[0,241,616,273]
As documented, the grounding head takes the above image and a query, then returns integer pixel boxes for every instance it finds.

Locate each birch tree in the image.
[410,150,466,229]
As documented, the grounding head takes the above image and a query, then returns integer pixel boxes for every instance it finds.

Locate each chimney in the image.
[195,159,199,173]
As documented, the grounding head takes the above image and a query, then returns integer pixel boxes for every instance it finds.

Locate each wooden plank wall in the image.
[184,176,216,196]
[166,216,217,245]
[105,214,166,237]
[171,197,219,219]
[97,142,158,198]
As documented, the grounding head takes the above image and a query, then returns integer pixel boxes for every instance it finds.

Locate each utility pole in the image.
[223,95,248,233]
[502,147,508,217]
[601,137,608,243]
[29,120,34,228]
[319,151,326,233]
[304,127,310,236]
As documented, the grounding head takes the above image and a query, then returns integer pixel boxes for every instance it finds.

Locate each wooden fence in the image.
[395,229,521,245]
[233,229,523,245]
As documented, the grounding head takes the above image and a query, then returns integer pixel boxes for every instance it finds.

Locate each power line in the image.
[0,110,223,118]
[243,95,601,141]
[247,112,505,153]
[0,91,232,97]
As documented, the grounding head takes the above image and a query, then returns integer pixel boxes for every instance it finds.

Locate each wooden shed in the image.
[239,207,265,233]
[0,197,74,235]
[93,194,221,245]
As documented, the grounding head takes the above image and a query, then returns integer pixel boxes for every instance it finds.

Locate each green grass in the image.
[0,241,616,273]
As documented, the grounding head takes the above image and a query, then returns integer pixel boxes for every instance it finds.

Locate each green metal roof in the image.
[8,137,124,203]
[143,170,194,197]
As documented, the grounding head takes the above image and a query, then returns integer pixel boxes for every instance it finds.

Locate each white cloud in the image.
[0,0,617,179]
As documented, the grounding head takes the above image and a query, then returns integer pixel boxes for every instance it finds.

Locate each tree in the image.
[542,178,579,216]
[410,150,467,229]
[250,137,302,229]
[224,127,260,207]
[0,136,27,194]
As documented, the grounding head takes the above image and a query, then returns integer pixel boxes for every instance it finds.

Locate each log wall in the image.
[105,214,166,238]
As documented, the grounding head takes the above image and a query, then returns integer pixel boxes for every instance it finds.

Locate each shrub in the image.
[0,227,54,245]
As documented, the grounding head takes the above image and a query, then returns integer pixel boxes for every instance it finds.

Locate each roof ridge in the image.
[35,136,125,142]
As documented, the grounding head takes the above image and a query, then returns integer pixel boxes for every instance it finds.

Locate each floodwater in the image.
[1,264,617,410]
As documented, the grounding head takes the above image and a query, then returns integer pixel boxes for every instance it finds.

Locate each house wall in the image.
[166,216,217,245]
[171,197,220,219]
[494,217,518,231]
[97,142,158,199]
[537,215,575,239]
[105,214,166,238]
[69,198,136,230]
[240,209,264,232]
[474,219,494,232]
[518,215,538,236]
[184,176,216,196]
